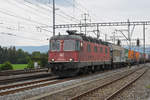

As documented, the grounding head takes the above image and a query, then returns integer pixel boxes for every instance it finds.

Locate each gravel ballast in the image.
[112,64,150,100]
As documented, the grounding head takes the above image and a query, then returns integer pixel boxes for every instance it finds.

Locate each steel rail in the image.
[70,67,144,100]
[105,68,147,100]
[0,73,52,85]
[0,68,48,76]
[0,76,58,90]
[0,77,71,96]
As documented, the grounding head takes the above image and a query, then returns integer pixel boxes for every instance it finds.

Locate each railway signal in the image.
[137,38,140,46]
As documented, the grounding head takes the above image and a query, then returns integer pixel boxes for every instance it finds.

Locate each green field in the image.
[12,64,27,70]
[0,64,27,70]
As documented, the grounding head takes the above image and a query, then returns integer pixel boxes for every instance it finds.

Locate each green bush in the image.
[0,61,13,71]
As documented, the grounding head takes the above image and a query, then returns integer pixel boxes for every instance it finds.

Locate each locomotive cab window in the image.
[64,40,76,51]
[50,40,60,51]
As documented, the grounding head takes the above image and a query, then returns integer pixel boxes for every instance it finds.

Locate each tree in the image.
[0,61,13,71]
[31,52,48,68]
[32,51,41,59]
[40,53,48,67]
[0,46,30,64]
[27,58,34,69]
[0,46,48,68]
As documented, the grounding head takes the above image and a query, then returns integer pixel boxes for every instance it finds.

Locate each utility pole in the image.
[53,0,55,36]
[73,0,75,18]
[81,13,90,36]
[84,13,88,35]
[143,24,146,64]
[79,20,82,33]
[128,19,131,50]
[92,24,100,39]
[113,31,116,44]
[105,34,107,42]
[127,19,131,68]
[96,24,100,39]
[137,38,140,66]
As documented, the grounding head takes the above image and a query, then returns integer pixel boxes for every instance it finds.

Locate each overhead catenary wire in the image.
[0,0,77,28]
[1,0,98,27]
[46,0,81,23]
[0,2,54,37]
[0,0,98,38]
[0,32,48,42]
[6,0,51,21]
[3,27,51,38]
[74,0,98,22]
[2,0,86,31]
[0,8,49,26]
[63,0,87,14]
[0,0,99,46]
[24,0,80,23]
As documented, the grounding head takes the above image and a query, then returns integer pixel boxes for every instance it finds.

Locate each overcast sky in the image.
[0,0,150,46]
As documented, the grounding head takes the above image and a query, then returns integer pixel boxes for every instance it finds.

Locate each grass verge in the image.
[0,64,27,70]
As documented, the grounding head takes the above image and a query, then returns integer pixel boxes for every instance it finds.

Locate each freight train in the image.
[48,30,150,77]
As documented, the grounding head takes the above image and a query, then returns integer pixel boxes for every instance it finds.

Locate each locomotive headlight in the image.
[51,59,55,62]
[69,58,73,62]
[81,42,83,47]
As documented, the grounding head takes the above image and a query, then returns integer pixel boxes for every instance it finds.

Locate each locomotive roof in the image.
[51,35,83,40]
[51,34,109,46]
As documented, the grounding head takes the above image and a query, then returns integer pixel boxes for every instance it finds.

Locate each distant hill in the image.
[16,45,150,54]
[124,46,150,53]
[16,45,49,53]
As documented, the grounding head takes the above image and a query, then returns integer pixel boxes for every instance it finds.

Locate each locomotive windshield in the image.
[50,39,80,51]
[64,40,75,51]
[50,40,60,51]
[64,40,80,51]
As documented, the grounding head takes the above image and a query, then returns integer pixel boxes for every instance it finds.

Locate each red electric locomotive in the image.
[48,30,111,77]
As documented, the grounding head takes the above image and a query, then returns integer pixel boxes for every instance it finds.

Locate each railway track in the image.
[70,67,147,100]
[0,76,61,96]
[0,67,128,97]
[0,68,48,76]
[0,72,52,85]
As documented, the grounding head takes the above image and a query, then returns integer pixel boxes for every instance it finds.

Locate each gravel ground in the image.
[112,64,150,100]
[80,67,146,100]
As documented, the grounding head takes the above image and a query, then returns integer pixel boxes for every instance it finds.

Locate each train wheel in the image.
[96,65,101,71]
